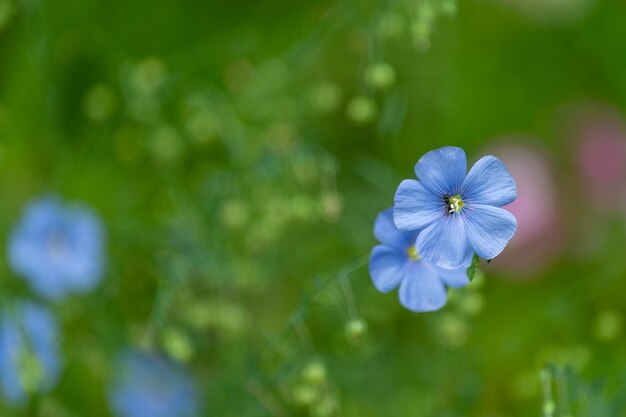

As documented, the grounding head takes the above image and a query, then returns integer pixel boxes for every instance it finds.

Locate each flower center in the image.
[445,195,464,214]
[47,232,69,261]
[407,245,421,261]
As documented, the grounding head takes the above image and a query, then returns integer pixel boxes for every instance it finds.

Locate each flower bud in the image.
[291,383,318,406]
[309,83,342,114]
[344,317,368,344]
[302,361,327,385]
[160,327,194,362]
[593,310,623,342]
[346,96,376,124]
[364,63,396,90]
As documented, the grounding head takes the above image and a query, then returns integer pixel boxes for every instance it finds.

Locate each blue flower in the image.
[394,146,517,269]
[0,301,62,404]
[369,208,472,312]
[8,195,106,300]
[108,351,200,417]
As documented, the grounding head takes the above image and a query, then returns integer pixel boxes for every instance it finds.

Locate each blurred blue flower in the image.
[394,146,517,269]
[0,301,62,404]
[370,208,471,312]
[109,351,200,417]
[8,195,106,300]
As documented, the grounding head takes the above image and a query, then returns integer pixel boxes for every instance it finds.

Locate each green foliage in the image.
[1,0,626,416]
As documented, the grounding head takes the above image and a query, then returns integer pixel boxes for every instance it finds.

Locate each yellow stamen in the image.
[448,195,464,213]
[407,245,420,261]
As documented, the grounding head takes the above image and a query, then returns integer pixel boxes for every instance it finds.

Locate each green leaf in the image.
[466,254,480,282]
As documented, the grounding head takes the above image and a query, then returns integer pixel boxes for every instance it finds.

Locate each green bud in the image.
[346,96,376,124]
[543,400,556,416]
[220,199,250,229]
[440,0,457,16]
[321,193,342,223]
[411,17,433,52]
[417,2,436,21]
[302,361,327,385]
[378,13,405,39]
[364,62,396,90]
[160,327,194,362]
[291,383,319,406]
[183,302,248,334]
[309,83,342,114]
[344,317,368,344]
[593,310,623,342]
[132,58,166,93]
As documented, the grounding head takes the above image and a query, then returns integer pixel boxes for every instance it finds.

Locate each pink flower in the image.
[483,140,561,277]
[572,105,626,211]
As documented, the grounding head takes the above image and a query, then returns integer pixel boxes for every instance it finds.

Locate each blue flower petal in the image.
[464,204,517,260]
[26,271,68,300]
[0,319,25,403]
[399,263,447,312]
[434,250,473,287]
[436,266,470,288]
[415,215,468,269]
[393,179,443,232]
[109,351,199,417]
[374,208,413,250]
[20,196,64,232]
[462,155,516,206]
[0,302,61,404]
[369,245,406,293]
[58,206,105,293]
[414,146,467,196]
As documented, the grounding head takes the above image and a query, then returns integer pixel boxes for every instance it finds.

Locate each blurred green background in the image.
[2,0,626,415]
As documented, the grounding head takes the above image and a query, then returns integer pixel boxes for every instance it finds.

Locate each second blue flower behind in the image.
[369,208,471,312]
